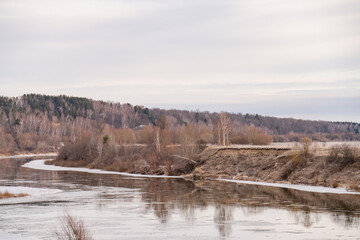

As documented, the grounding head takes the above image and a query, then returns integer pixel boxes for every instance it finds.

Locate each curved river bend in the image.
[0,157,360,239]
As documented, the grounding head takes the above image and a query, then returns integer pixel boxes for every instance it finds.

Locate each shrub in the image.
[341,144,358,165]
[290,137,313,167]
[299,137,312,158]
[230,134,249,144]
[252,133,273,145]
[230,125,273,145]
[246,125,273,145]
[17,132,37,151]
[326,144,359,166]
[36,140,50,152]
[0,131,16,154]
[327,145,341,163]
[55,212,93,240]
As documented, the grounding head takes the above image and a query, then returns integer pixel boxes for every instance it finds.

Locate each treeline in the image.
[0,94,359,155]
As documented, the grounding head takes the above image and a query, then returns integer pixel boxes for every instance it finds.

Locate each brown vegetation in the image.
[0,191,29,199]
[190,144,360,191]
[230,125,273,145]
[55,212,93,240]
[280,137,313,179]
[50,112,275,176]
[50,123,208,176]
[326,144,359,167]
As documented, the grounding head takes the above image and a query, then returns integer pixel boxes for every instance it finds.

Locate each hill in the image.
[0,94,359,154]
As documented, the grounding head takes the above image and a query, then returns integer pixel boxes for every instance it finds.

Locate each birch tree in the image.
[216,112,232,146]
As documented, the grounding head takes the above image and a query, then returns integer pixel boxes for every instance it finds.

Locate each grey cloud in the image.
[0,0,359,121]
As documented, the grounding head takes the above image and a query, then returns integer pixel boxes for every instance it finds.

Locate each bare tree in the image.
[93,122,105,160]
[155,127,161,153]
[179,125,196,159]
[216,112,232,146]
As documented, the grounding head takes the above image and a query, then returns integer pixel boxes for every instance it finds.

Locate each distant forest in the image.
[0,94,359,154]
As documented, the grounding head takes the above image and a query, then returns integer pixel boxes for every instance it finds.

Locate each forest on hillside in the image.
[0,94,359,155]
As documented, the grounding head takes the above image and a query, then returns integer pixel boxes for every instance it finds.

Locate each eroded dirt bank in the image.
[188,146,360,190]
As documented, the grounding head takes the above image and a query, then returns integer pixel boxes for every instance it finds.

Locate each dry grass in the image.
[330,180,339,188]
[0,191,29,199]
[347,182,360,192]
[55,212,93,240]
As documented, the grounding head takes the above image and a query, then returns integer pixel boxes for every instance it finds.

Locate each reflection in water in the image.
[214,205,234,238]
[142,180,175,223]
[202,180,360,228]
[332,211,360,228]
[1,158,360,239]
[59,168,360,230]
[289,208,321,227]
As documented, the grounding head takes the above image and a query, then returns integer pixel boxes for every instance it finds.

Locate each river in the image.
[0,157,360,239]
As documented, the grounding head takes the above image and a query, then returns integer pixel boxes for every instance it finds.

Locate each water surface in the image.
[0,158,360,239]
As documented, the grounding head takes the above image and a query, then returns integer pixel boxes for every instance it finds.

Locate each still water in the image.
[0,157,360,240]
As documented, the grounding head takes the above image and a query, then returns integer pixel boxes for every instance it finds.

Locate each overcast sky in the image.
[0,0,359,122]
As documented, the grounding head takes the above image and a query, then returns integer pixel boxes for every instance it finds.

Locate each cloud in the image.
[0,0,359,121]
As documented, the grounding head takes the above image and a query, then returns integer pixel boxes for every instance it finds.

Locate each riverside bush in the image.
[327,144,359,166]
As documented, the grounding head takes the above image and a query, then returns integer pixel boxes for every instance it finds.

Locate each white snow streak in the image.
[22,160,183,179]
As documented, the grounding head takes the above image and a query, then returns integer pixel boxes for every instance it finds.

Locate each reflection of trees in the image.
[53,170,360,229]
[175,189,205,223]
[289,207,321,227]
[149,201,172,223]
[214,205,234,238]
[141,179,206,223]
[241,205,264,216]
[332,212,360,228]
[197,180,360,228]
[143,180,175,223]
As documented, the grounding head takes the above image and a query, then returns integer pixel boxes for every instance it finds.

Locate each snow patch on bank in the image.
[218,178,360,195]
[22,160,183,179]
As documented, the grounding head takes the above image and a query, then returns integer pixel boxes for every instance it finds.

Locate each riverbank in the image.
[22,158,360,195]
[189,144,360,191]
[11,141,360,194]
